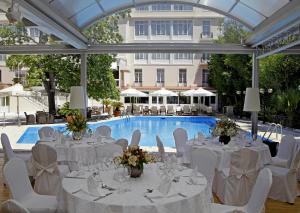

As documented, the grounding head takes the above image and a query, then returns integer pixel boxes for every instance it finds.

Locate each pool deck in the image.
[0,116,299,152]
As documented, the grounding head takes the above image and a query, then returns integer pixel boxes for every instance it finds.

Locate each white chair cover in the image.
[173,128,188,157]
[38,127,55,140]
[115,138,128,151]
[211,168,273,213]
[3,158,58,213]
[271,135,296,168]
[156,136,166,162]
[32,144,66,195]
[94,125,112,138]
[130,130,141,146]
[267,148,300,203]
[1,199,30,213]
[95,143,123,160]
[190,148,217,197]
[215,148,259,205]
[1,133,33,177]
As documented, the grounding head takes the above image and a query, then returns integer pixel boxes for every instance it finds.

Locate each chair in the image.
[95,143,123,160]
[32,143,69,195]
[126,105,132,115]
[94,125,112,138]
[156,136,166,162]
[191,105,198,115]
[173,128,188,158]
[130,129,141,146]
[1,199,30,213]
[24,112,35,125]
[133,105,140,115]
[190,148,218,197]
[215,148,259,205]
[270,135,296,168]
[211,168,273,213]
[160,105,166,115]
[167,105,175,115]
[115,138,128,151]
[182,105,191,115]
[38,127,55,141]
[143,106,150,115]
[3,158,58,213]
[267,148,300,203]
[1,134,33,176]
[36,111,48,124]
[150,106,158,115]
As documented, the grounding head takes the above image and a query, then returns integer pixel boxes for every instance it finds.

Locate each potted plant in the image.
[102,99,112,114]
[66,113,88,140]
[112,101,124,117]
[58,102,80,121]
[113,145,155,178]
[212,117,239,144]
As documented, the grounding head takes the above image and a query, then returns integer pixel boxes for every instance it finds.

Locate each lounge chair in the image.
[160,105,166,115]
[133,105,140,115]
[167,105,175,115]
[24,112,35,125]
[182,105,192,115]
[126,106,132,115]
[191,105,198,115]
[150,106,158,115]
[143,106,150,115]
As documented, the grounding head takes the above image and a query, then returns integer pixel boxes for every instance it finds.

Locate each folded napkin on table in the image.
[66,170,89,178]
[188,166,205,185]
[157,174,172,196]
[86,176,101,197]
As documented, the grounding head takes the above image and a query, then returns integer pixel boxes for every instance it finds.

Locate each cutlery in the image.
[144,195,154,203]
[177,192,187,198]
[93,192,113,201]
[102,184,116,191]
[147,189,153,193]
[72,189,82,194]
[65,176,87,179]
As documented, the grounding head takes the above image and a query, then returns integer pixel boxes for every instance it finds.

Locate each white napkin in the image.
[188,166,204,185]
[157,174,172,196]
[67,170,88,178]
[86,176,101,197]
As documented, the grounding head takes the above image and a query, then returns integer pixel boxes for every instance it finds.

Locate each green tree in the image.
[3,11,130,114]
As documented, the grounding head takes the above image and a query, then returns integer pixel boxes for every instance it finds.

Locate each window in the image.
[202,53,210,61]
[152,96,163,104]
[174,4,193,11]
[193,96,199,104]
[151,21,170,36]
[152,3,171,11]
[29,28,39,37]
[135,53,148,60]
[134,69,142,83]
[203,21,211,36]
[136,5,149,11]
[0,54,6,61]
[0,70,1,82]
[113,69,119,87]
[173,20,192,36]
[202,69,209,86]
[167,96,178,104]
[179,96,191,104]
[135,21,148,36]
[156,69,165,83]
[179,69,187,83]
[152,53,170,60]
[174,53,193,60]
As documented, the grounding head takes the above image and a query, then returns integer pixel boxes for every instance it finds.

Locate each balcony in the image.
[156,82,165,87]
[178,82,187,87]
[134,82,143,87]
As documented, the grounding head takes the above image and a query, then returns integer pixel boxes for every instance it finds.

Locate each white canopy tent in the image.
[150,88,178,97]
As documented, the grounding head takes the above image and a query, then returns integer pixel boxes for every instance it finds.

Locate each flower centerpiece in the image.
[114,145,155,178]
[212,117,239,144]
[66,113,88,140]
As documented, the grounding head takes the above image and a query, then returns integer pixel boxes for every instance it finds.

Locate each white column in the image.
[80,53,87,117]
[251,52,259,139]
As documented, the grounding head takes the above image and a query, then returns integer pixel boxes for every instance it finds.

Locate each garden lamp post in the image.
[236,90,242,118]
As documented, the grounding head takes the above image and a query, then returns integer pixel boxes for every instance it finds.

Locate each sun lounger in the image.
[160,106,166,115]
[167,105,175,115]
[150,106,158,115]
[182,105,192,115]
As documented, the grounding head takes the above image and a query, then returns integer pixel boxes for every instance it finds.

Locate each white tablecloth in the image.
[40,137,119,171]
[185,138,272,171]
[62,164,211,213]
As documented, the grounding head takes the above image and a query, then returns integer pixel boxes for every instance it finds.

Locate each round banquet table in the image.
[39,136,121,171]
[61,164,211,213]
[184,138,272,171]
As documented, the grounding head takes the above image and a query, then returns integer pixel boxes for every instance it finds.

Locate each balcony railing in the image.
[134,82,143,87]
[200,32,213,39]
[156,82,165,87]
[178,82,187,87]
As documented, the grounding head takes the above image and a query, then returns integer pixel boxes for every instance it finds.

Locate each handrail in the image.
[262,123,283,141]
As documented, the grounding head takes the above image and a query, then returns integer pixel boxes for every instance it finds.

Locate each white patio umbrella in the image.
[121,88,148,113]
[150,88,178,97]
[0,83,35,125]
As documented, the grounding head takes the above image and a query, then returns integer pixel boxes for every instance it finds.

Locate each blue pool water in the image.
[17,116,217,148]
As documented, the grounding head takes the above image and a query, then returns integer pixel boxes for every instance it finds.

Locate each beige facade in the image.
[117,5,223,108]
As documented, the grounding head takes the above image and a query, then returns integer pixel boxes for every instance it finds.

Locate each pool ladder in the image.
[262,123,282,142]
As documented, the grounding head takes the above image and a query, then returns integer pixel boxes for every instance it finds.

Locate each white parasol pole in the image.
[17,96,20,126]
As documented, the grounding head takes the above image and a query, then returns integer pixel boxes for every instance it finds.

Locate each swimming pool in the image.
[17,116,217,147]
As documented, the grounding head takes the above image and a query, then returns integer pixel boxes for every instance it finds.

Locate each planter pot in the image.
[72,131,83,140]
[128,166,143,178]
[113,111,121,117]
[219,135,231,145]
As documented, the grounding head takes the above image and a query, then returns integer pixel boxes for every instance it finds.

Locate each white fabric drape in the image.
[1,199,30,213]
[94,125,112,138]
[173,128,188,158]
[271,135,296,168]
[156,136,166,162]
[130,129,141,146]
